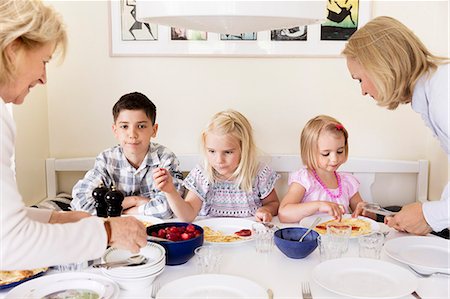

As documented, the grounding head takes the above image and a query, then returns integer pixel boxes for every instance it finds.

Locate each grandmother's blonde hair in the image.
[300,115,349,171]
[201,109,259,192]
[342,16,449,110]
[0,0,67,85]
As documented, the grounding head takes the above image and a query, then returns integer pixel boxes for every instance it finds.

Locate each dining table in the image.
[1,216,448,299]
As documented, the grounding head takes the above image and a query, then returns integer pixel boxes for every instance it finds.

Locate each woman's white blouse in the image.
[411,63,450,231]
[0,98,107,270]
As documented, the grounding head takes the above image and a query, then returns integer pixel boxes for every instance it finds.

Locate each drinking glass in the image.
[194,245,222,274]
[326,223,352,255]
[252,222,274,253]
[358,232,385,259]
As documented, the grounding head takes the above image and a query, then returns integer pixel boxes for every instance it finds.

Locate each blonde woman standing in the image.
[0,0,147,270]
[343,16,449,235]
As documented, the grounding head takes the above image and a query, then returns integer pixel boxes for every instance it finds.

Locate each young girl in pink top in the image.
[278,115,374,223]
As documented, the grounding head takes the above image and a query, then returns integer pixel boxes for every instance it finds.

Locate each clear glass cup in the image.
[326,223,352,254]
[251,222,274,253]
[194,245,222,274]
[317,234,344,261]
[358,232,385,259]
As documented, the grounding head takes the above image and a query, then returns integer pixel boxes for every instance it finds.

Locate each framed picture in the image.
[109,0,372,57]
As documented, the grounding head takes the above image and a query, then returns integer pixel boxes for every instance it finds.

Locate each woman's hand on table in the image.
[385,202,432,235]
[108,216,147,253]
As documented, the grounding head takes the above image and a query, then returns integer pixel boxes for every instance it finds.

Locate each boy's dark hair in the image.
[112,92,157,124]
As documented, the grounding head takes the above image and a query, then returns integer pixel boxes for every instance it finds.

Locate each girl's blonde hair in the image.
[201,109,258,192]
[0,0,67,85]
[342,16,449,110]
[300,115,349,170]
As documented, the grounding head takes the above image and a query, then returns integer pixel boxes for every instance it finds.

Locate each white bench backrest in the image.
[45,155,428,206]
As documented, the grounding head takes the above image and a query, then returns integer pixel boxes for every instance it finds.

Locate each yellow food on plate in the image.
[314,218,372,236]
[0,268,47,286]
[203,226,243,243]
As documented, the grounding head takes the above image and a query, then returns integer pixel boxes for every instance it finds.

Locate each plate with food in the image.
[299,213,379,237]
[5,272,119,299]
[0,268,48,290]
[194,218,255,245]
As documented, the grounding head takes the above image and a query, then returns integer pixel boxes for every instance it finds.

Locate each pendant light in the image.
[136,1,326,34]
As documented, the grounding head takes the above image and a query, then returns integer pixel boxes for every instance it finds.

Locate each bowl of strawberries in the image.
[147,222,204,265]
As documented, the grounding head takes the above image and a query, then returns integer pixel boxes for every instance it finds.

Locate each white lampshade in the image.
[136,1,326,34]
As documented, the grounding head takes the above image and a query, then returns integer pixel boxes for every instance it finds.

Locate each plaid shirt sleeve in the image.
[71,155,111,214]
[141,149,185,219]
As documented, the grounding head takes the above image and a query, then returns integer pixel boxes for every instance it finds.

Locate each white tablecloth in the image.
[1,217,449,298]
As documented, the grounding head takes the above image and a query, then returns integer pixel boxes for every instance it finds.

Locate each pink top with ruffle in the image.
[288,168,360,213]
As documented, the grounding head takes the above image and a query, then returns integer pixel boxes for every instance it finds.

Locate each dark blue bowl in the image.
[274,227,319,259]
[147,222,204,266]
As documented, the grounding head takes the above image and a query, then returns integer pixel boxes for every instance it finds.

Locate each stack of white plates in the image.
[100,243,166,290]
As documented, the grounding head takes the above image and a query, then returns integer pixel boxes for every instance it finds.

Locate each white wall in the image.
[14,0,449,205]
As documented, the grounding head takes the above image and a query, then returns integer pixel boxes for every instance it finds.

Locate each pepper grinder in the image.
[105,185,124,217]
[92,183,108,218]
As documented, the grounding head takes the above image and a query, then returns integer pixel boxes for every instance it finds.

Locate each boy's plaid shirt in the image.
[71,142,184,218]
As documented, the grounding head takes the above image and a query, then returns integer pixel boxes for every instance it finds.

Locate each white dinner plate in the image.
[194,218,255,245]
[312,257,418,299]
[127,214,164,227]
[384,236,450,274]
[5,272,119,299]
[299,213,380,238]
[156,274,268,298]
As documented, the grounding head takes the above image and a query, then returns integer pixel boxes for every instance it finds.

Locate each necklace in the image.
[312,169,342,199]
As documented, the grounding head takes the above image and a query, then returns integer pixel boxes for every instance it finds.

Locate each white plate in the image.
[102,242,166,276]
[194,218,255,245]
[156,274,267,298]
[312,257,418,299]
[384,236,450,274]
[299,213,380,238]
[5,272,119,299]
[126,214,164,227]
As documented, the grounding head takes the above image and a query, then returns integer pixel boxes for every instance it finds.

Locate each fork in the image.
[408,266,450,278]
[301,281,313,299]
[151,279,160,299]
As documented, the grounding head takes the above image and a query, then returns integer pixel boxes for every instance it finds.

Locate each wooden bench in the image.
[45,155,429,207]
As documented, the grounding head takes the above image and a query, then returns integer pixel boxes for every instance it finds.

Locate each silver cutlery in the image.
[408,265,450,278]
[151,279,161,299]
[301,281,312,299]
[147,235,175,242]
[362,203,397,217]
[299,217,321,242]
[92,254,147,269]
[267,288,274,299]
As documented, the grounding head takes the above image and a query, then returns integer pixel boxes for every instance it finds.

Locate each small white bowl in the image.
[102,267,164,290]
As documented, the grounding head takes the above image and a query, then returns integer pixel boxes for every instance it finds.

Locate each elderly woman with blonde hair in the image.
[0,0,147,270]
[343,16,449,236]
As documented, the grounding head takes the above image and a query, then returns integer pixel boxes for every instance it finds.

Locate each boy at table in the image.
[71,92,184,218]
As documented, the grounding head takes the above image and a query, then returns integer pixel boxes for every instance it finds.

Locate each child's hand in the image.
[122,196,150,214]
[351,202,376,220]
[255,207,273,222]
[152,168,175,193]
[318,202,344,221]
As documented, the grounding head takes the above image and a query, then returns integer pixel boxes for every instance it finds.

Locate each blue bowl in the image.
[147,222,204,265]
[274,227,319,259]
